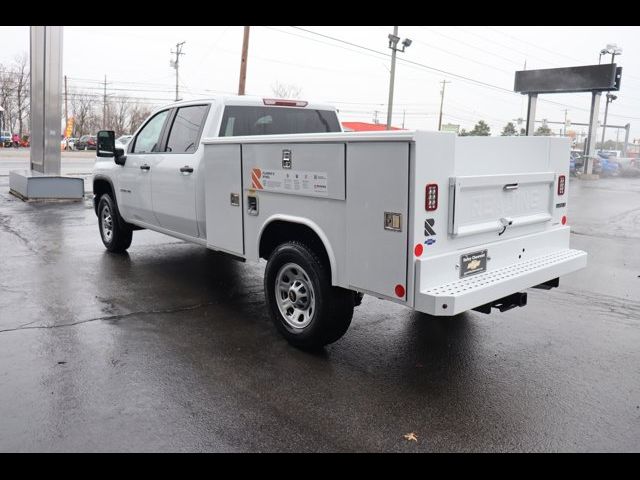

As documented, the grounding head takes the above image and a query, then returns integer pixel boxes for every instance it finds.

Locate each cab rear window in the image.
[219,106,340,137]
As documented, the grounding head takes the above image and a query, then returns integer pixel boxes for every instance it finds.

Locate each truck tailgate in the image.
[449,171,556,238]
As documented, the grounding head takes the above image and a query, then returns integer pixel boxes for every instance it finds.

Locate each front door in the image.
[151,105,209,237]
[118,109,171,226]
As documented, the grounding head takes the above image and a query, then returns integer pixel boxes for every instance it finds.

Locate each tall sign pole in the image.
[30,26,63,175]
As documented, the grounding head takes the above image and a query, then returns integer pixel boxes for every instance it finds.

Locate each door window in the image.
[165,105,209,153]
[132,110,169,153]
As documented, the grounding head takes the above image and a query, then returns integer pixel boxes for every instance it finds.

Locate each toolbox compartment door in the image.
[346,142,409,300]
[204,144,244,255]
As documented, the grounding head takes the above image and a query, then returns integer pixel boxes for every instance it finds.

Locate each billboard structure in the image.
[514,63,622,175]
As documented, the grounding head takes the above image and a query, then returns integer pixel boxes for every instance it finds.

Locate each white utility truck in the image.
[93,96,587,349]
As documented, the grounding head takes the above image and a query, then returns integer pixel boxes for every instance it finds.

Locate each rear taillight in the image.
[425,184,438,211]
[557,175,566,195]
[263,98,308,107]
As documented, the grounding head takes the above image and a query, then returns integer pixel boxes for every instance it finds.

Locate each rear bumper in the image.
[413,228,587,316]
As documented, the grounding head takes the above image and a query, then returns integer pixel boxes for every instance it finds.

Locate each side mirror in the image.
[114,148,126,166]
[97,130,115,157]
[97,130,127,166]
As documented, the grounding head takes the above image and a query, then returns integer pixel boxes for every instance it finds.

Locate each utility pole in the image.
[373,110,379,124]
[64,75,68,124]
[437,80,451,131]
[238,26,250,96]
[402,109,406,129]
[102,74,107,129]
[386,26,411,130]
[171,41,186,102]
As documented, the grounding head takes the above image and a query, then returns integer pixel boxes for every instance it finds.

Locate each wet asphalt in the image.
[0,165,638,452]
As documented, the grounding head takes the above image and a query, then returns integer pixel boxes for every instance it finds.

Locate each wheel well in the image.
[260,221,331,271]
[93,178,114,216]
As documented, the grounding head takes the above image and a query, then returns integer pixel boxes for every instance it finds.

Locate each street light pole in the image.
[600,93,617,149]
[386,27,411,130]
[386,26,399,130]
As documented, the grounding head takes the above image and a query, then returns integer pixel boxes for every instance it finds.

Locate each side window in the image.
[132,110,169,154]
[165,105,209,153]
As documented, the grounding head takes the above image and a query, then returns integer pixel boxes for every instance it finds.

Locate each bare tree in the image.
[107,96,131,135]
[128,103,153,134]
[270,82,303,99]
[0,64,17,132]
[12,54,29,137]
[70,92,98,137]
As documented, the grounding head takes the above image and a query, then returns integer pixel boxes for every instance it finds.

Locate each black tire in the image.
[97,194,132,253]
[264,241,354,349]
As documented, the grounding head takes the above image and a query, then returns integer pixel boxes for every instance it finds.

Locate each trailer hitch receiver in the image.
[472,292,528,314]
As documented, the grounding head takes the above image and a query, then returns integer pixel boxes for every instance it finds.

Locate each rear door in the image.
[151,104,209,237]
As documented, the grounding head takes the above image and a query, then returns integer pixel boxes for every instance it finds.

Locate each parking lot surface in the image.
[0,157,639,452]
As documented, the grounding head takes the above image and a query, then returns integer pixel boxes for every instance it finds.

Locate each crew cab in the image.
[93,95,587,349]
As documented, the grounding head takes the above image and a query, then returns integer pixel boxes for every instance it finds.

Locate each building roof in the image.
[341,122,402,132]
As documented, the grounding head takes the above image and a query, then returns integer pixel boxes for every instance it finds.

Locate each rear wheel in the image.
[264,241,354,349]
[98,194,132,253]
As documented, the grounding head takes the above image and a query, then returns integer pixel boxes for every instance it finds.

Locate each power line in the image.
[419,27,523,67]
[285,26,640,121]
[411,38,515,75]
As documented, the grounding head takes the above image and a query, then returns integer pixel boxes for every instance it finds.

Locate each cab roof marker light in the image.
[263,98,308,107]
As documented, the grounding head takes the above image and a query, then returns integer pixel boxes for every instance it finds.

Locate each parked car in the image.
[61,137,77,151]
[579,155,602,175]
[598,157,619,177]
[114,134,133,152]
[615,157,640,177]
[75,135,97,150]
[570,151,583,176]
[1,130,11,147]
[597,152,620,177]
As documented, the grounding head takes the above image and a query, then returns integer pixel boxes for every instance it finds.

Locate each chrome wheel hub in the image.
[101,205,114,243]
[275,263,315,329]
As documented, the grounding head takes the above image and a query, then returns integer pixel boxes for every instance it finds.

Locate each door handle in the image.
[180,166,194,174]
[503,183,518,191]
[140,164,150,171]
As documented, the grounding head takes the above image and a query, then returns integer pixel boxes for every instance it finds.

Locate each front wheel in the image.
[98,194,132,253]
[264,241,354,350]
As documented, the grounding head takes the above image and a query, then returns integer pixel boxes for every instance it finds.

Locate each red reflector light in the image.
[425,183,438,211]
[263,98,308,107]
[561,215,567,225]
[395,284,406,298]
[557,175,566,195]
[414,243,423,257]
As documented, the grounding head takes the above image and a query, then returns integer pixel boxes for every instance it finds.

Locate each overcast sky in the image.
[1,25,639,140]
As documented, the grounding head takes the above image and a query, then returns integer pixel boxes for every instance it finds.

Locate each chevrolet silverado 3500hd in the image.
[93,95,587,348]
